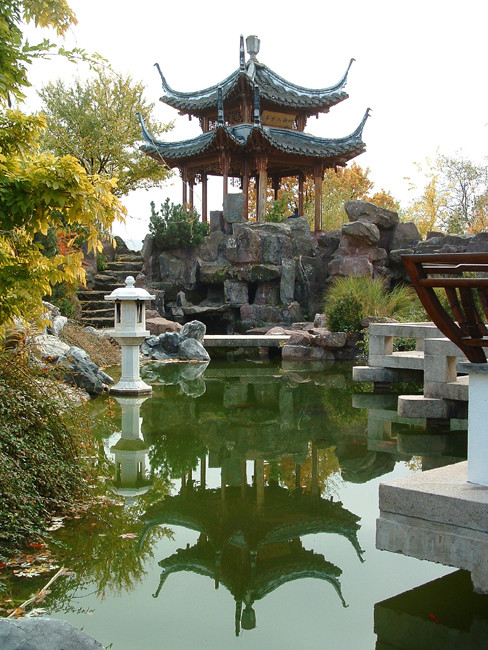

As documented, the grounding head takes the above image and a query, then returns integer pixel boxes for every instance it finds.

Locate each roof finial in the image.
[239,35,245,70]
[217,86,224,125]
[253,84,261,126]
[246,35,260,62]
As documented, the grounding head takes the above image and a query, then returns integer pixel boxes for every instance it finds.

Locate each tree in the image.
[250,163,399,228]
[0,2,125,329]
[38,70,172,196]
[406,154,488,235]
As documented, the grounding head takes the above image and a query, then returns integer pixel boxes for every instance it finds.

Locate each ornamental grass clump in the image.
[0,350,95,557]
[323,276,419,333]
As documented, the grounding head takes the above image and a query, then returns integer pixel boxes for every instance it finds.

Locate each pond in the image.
[7,359,488,648]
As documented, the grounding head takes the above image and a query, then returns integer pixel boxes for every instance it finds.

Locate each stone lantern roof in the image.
[104,276,155,302]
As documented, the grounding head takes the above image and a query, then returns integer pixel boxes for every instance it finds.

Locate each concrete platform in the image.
[203,334,289,347]
[376,461,488,593]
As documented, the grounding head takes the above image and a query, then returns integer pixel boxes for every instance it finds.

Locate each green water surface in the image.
[9,359,488,649]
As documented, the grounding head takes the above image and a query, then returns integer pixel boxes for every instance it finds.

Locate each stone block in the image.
[146,317,182,336]
[223,194,246,223]
[224,280,248,305]
[345,200,399,230]
[328,255,373,278]
[398,395,467,419]
[342,220,380,246]
[390,221,421,251]
[369,333,393,356]
[254,281,280,306]
[210,210,224,232]
[280,258,295,304]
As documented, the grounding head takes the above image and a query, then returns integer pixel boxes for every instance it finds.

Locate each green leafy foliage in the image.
[39,70,172,196]
[264,191,295,223]
[0,109,125,328]
[0,351,91,556]
[324,276,419,332]
[149,199,209,251]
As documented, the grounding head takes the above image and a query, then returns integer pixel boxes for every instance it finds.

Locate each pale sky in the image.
[25,0,488,247]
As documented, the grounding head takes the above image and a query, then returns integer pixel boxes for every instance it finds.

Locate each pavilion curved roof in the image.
[139,109,370,169]
[155,58,354,115]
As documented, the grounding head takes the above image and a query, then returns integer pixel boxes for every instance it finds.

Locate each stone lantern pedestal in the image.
[105,276,155,395]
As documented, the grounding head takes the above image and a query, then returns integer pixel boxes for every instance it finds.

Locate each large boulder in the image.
[345,200,399,230]
[225,226,261,263]
[30,335,70,362]
[180,320,206,344]
[390,222,421,250]
[178,338,210,361]
[224,280,249,305]
[280,258,295,304]
[342,221,380,247]
[56,347,114,396]
[146,317,182,336]
[0,618,104,650]
[328,255,373,278]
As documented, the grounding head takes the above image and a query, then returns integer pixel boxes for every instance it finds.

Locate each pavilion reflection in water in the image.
[141,456,364,635]
[108,360,468,635]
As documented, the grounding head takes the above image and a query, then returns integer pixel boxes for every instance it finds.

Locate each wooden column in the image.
[314,162,323,232]
[189,178,194,211]
[201,172,208,223]
[272,176,280,201]
[298,171,304,216]
[257,153,268,223]
[242,158,249,220]
[182,167,188,205]
[221,150,229,203]
[254,459,264,512]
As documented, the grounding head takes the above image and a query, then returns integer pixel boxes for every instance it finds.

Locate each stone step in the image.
[78,300,110,312]
[105,261,143,272]
[81,315,115,329]
[78,290,108,301]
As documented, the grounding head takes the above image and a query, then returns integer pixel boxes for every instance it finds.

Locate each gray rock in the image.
[316,230,341,257]
[227,226,262,263]
[345,200,399,230]
[47,315,68,337]
[150,348,172,361]
[180,320,206,343]
[314,330,347,349]
[224,280,248,305]
[280,259,295,304]
[254,281,280,306]
[288,217,313,256]
[328,255,373,278]
[282,301,303,323]
[0,617,104,650]
[210,210,224,232]
[178,338,210,361]
[146,317,182,336]
[314,313,328,329]
[390,222,422,251]
[342,221,380,246]
[468,232,488,252]
[30,334,70,361]
[158,331,182,354]
[223,193,246,223]
[56,347,113,396]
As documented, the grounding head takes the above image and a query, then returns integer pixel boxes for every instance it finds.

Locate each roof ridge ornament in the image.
[246,35,260,62]
[239,35,245,70]
[217,86,224,125]
[253,84,261,126]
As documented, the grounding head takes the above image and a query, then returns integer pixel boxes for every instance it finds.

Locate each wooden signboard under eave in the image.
[261,110,296,129]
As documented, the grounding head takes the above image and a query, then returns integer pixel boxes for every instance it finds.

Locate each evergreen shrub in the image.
[149,199,209,251]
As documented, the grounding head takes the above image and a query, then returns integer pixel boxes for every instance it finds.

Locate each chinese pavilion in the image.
[139,35,370,231]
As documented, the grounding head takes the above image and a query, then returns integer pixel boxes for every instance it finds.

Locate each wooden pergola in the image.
[140,36,369,231]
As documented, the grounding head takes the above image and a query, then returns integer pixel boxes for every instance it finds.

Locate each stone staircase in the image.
[78,253,144,329]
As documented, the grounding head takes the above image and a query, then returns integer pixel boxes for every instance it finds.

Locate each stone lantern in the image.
[110,396,152,499]
[105,276,155,395]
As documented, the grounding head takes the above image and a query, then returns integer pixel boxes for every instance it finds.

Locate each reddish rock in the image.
[146,317,182,335]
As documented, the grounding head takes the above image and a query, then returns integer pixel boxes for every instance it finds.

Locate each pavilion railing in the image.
[402,252,488,363]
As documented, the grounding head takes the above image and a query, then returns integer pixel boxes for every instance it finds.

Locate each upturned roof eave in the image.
[155,58,355,115]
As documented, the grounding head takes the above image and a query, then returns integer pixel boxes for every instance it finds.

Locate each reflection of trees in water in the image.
[45,477,173,613]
